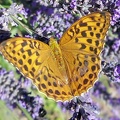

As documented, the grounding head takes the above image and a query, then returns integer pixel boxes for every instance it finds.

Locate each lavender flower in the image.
[114,64,120,81]
[0,0,120,120]
[111,0,120,26]
[92,80,120,119]
[58,90,100,120]
[0,3,27,30]
[0,68,46,119]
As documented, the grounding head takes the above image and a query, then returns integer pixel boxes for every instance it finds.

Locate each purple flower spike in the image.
[114,64,120,81]
[0,68,46,119]
[0,0,120,120]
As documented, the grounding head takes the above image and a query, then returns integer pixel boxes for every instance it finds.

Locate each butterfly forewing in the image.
[0,37,72,101]
[59,11,110,96]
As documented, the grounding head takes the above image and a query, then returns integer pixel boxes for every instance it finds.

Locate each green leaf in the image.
[0,100,19,120]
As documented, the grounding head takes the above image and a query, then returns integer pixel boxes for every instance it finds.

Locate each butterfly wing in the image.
[0,37,72,101]
[59,11,110,96]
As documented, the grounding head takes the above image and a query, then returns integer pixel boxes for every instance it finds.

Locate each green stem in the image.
[7,0,13,4]
[0,4,4,8]
[0,4,40,36]
[11,15,34,35]
[16,102,33,120]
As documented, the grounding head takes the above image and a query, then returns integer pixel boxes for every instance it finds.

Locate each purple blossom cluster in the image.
[92,81,120,119]
[0,0,120,120]
[58,91,100,120]
[0,68,46,119]
[101,29,120,82]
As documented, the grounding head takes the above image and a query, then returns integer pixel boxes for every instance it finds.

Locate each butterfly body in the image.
[49,38,68,84]
[0,11,110,101]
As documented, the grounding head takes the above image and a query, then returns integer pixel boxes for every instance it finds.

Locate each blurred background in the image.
[0,0,120,120]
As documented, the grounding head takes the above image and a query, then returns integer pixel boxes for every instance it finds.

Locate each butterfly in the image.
[0,11,110,101]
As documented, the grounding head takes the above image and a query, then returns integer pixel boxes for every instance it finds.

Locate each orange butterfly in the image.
[0,11,110,101]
